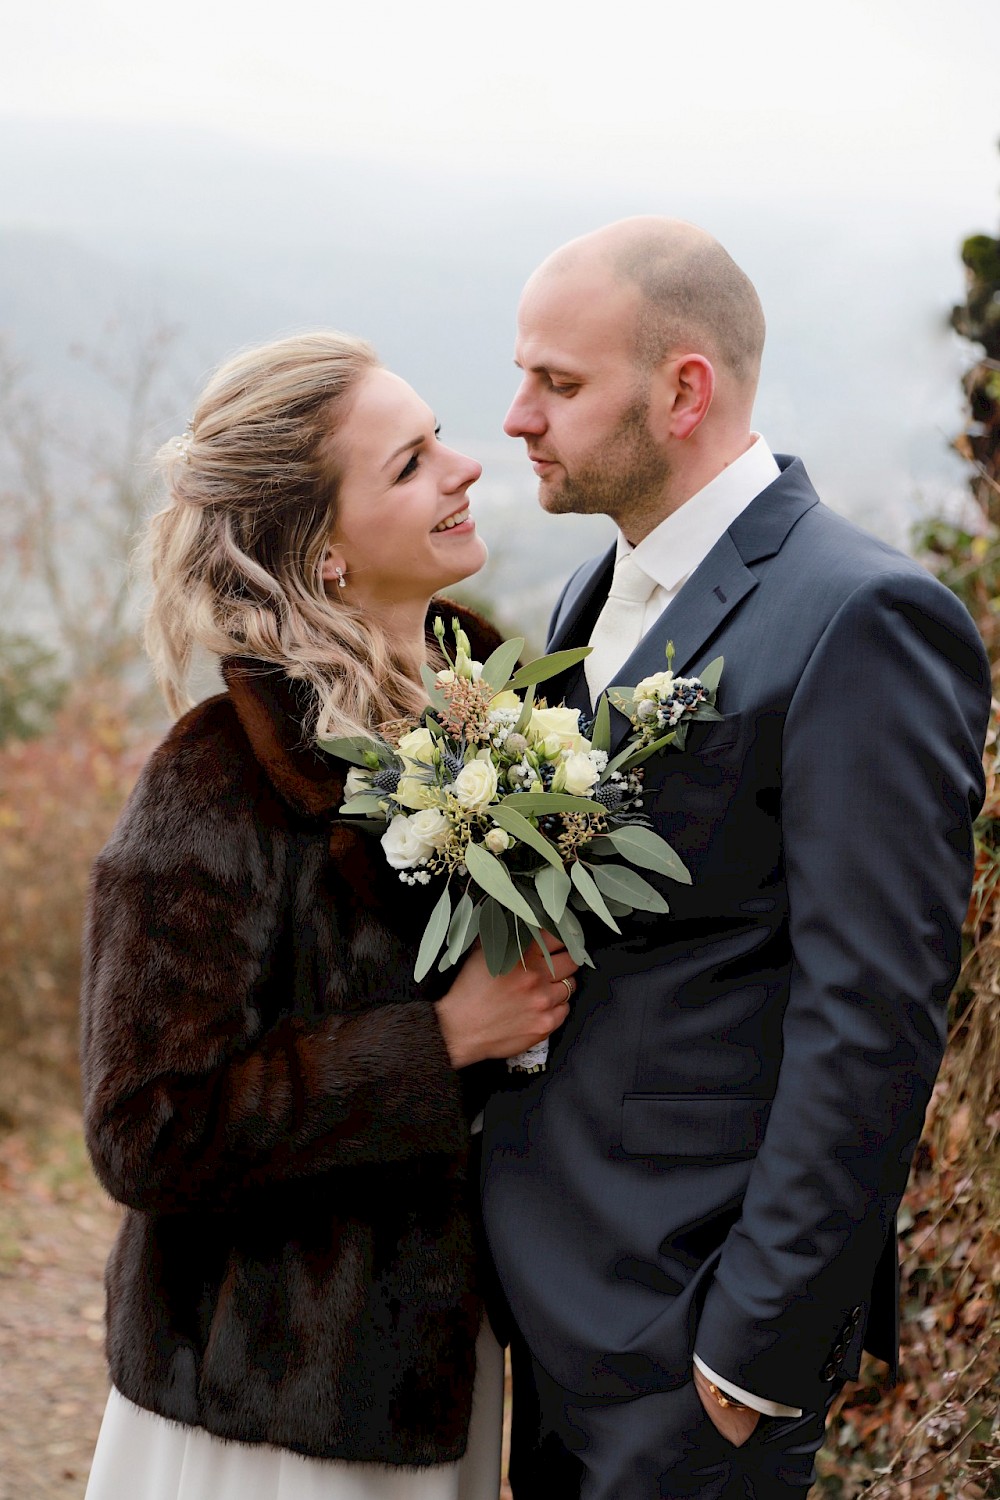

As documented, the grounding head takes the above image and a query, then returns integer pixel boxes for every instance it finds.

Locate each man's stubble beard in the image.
[540,395,671,529]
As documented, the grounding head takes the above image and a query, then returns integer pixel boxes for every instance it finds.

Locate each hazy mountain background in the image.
[0,115,986,645]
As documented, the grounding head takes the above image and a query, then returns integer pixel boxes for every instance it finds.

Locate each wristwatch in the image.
[706,1379,750,1411]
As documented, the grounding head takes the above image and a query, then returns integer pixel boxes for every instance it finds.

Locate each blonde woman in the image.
[81,332,578,1500]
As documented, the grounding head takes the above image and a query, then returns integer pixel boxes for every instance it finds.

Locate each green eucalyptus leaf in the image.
[527,923,557,975]
[339,794,387,817]
[414,885,452,983]
[697,655,724,696]
[464,842,538,925]
[506,647,591,692]
[490,804,563,869]
[317,735,381,768]
[534,863,572,924]
[502,916,531,974]
[479,899,509,975]
[514,687,535,735]
[606,731,678,774]
[499,792,601,816]
[479,637,525,693]
[606,688,636,716]
[570,862,621,932]
[600,825,692,884]
[442,891,476,969]
[590,693,612,753]
[419,663,449,710]
[553,903,594,968]
[590,862,670,913]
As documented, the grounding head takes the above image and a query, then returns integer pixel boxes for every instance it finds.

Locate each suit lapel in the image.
[601,458,820,755]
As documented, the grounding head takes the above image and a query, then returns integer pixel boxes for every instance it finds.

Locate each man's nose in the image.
[503,386,543,438]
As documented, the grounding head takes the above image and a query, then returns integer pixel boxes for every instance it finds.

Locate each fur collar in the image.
[222,598,503,822]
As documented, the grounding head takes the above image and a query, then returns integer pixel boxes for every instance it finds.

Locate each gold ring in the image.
[561,977,574,1001]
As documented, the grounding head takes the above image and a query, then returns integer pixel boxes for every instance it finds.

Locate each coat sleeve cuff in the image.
[696,1277,844,1414]
[692,1355,802,1417]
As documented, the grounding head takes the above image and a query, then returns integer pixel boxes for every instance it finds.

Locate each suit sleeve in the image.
[80,734,469,1216]
[694,569,989,1412]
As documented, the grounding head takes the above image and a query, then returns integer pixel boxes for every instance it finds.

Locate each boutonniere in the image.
[605,643,724,760]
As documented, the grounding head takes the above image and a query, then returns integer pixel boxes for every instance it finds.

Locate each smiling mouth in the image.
[432,504,471,532]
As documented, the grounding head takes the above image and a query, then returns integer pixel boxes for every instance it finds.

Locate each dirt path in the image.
[0,1112,120,1500]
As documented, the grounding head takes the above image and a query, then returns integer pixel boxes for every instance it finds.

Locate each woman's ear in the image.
[320,546,348,589]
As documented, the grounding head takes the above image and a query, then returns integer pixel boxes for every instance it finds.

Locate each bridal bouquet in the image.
[320,618,722,1070]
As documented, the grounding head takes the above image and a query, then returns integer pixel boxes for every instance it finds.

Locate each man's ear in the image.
[650,354,715,441]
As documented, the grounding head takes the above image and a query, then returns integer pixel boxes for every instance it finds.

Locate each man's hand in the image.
[692,1363,761,1447]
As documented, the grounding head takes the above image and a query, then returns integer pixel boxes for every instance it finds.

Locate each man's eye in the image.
[549,380,578,396]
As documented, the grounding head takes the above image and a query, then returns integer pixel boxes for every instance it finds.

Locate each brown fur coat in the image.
[80,603,504,1465]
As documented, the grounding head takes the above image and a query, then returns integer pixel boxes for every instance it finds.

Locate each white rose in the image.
[634,670,674,700]
[562,752,601,797]
[452,757,499,812]
[395,726,438,809]
[484,827,510,854]
[345,766,374,798]
[381,813,440,870]
[408,808,452,849]
[528,705,587,754]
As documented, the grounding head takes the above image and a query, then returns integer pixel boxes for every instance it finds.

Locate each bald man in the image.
[480,219,990,1499]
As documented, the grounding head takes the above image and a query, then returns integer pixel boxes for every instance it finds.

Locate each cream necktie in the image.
[584,552,658,702]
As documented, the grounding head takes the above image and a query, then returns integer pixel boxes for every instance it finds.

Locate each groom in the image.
[480,218,990,1498]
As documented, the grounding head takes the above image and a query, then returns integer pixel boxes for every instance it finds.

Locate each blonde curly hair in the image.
[144,331,438,740]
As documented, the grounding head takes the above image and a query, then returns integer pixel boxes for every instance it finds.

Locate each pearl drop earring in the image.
[335,567,347,589]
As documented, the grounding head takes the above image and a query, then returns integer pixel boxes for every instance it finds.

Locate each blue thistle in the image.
[593,784,625,811]
[440,750,465,781]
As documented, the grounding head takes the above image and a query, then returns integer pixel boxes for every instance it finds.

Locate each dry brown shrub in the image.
[0,688,152,1133]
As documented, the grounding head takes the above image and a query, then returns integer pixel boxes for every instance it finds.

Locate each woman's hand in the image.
[435,934,580,1068]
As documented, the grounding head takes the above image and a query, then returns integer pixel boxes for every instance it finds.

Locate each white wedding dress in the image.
[84,1321,504,1500]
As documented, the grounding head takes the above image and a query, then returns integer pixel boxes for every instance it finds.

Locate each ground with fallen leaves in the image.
[0,1113,119,1500]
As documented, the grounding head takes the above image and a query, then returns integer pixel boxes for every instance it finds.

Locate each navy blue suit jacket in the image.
[481,456,989,1414]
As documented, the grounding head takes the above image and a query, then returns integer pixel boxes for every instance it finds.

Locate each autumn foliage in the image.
[0,687,152,1132]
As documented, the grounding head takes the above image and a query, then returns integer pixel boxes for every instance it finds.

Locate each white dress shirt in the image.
[616,434,780,627]
[608,436,802,1420]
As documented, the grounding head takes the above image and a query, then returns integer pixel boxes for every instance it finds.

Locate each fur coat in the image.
[80,603,504,1465]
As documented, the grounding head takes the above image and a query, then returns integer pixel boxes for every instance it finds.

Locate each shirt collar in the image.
[618,435,781,594]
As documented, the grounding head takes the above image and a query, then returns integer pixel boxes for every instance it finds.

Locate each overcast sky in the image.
[5,0,999,214]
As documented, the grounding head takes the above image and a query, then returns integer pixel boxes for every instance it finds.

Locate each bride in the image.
[81,331,578,1500]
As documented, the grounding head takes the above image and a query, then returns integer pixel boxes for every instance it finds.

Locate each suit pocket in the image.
[621,1093,771,1159]
[684,712,744,757]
